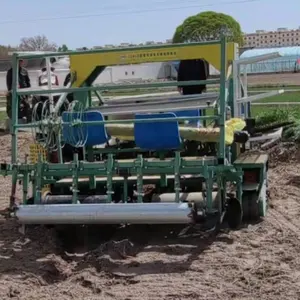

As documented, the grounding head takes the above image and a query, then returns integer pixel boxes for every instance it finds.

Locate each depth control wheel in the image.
[242,180,268,221]
[226,197,242,229]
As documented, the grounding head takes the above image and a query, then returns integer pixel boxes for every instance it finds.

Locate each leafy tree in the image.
[173,11,244,45]
[58,44,69,52]
[18,35,57,51]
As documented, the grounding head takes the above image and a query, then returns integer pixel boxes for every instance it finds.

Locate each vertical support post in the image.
[123,176,128,203]
[159,152,167,188]
[57,134,63,163]
[87,147,96,190]
[232,42,240,118]
[11,54,18,163]
[218,34,227,163]
[22,155,29,204]
[86,86,97,187]
[228,78,234,115]
[22,171,29,204]
[72,153,79,204]
[216,172,226,222]
[34,153,43,204]
[221,176,227,219]
[106,154,114,203]
[174,151,181,203]
[136,154,144,203]
[243,67,249,118]
[46,57,54,114]
[232,61,240,118]
[236,167,243,204]
[10,54,19,208]
[206,169,213,211]
[202,109,207,128]
[88,90,92,107]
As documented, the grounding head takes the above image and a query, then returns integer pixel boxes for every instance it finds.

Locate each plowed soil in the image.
[0,133,300,300]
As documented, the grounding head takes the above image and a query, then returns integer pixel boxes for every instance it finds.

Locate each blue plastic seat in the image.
[62,110,109,147]
[134,112,181,151]
[174,109,201,127]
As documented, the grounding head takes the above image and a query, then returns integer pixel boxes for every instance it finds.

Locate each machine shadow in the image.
[73,223,235,276]
[0,220,236,283]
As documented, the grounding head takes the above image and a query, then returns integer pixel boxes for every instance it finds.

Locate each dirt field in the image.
[247,72,300,86]
[0,133,300,300]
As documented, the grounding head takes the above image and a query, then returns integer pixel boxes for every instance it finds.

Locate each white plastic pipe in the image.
[15,202,196,225]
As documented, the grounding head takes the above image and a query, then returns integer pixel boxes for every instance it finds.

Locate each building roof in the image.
[240,46,300,59]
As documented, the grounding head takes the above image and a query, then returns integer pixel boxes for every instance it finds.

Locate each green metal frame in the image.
[0,34,269,224]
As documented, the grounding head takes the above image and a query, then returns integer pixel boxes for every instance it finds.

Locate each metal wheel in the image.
[242,191,260,221]
[259,180,268,217]
[242,179,268,221]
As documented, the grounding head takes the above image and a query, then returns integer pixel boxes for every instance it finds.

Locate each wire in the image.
[0,0,262,25]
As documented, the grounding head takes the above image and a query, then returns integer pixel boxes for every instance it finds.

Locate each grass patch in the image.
[251,91,300,103]
[254,107,298,124]
[255,106,300,143]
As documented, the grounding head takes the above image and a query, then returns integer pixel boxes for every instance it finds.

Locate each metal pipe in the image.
[152,192,205,203]
[236,89,284,104]
[42,195,108,204]
[103,92,218,105]
[53,77,72,114]
[14,202,196,225]
[42,195,83,204]
[16,114,219,130]
[152,192,219,208]
[17,79,220,96]
[45,57,54,114]
[88,95,217,115]
[218,34,227,161]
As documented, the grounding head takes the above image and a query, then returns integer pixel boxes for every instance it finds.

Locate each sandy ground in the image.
[0,133,300,300]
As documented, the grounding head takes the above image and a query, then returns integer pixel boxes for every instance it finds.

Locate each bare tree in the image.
[18,35,57,51]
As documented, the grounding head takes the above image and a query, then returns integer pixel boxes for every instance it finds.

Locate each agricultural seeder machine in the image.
[0,35,284,232]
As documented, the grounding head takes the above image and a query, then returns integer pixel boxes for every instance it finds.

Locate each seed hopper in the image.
[0,35,284,230]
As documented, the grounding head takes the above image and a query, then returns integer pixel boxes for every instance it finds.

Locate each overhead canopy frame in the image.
[68,42,238,86]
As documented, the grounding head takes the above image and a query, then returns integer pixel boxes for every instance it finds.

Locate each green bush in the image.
[255,108,300,143]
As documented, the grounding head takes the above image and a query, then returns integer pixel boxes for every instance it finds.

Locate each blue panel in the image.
[134,112,181,151]
[174,109,201,127]
[62,110,109,147]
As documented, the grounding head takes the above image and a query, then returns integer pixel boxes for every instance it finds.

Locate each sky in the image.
[1,0,300,49]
